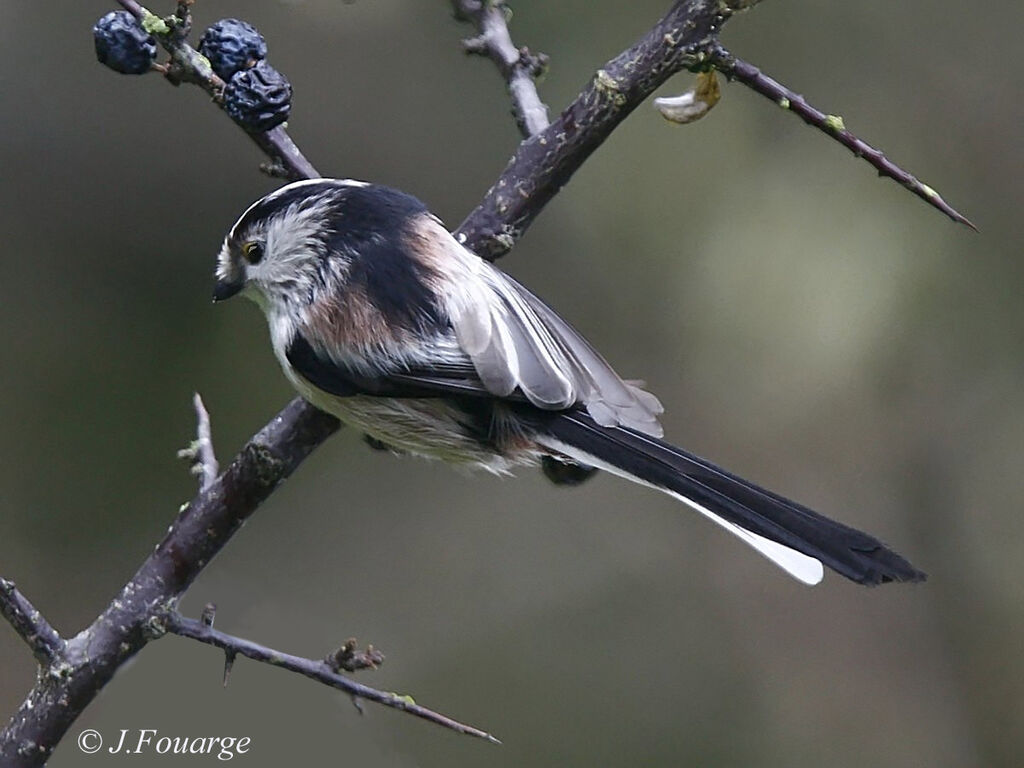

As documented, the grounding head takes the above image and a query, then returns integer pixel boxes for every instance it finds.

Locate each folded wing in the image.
[443,252,664,435]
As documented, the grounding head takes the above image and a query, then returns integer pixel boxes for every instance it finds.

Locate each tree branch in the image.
[453,0,550,137]
[1,2,748,762]
[117,0,319,181]
[3,0,972,762]
[0,297,485,759]
[453,0,728,259]
[0,400,341,765]
[0,580,64,668]
[165,613,499,744]
[709,45,976,230]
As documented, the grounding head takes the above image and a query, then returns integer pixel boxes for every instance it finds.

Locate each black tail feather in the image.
[539,412,926,586]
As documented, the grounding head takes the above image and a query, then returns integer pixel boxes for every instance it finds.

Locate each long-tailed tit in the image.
[213,179,925,586]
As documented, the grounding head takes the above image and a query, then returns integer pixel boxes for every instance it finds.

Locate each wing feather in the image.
[441,241,664,435]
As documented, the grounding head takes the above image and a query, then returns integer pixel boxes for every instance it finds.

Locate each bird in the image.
[213,178,926,587]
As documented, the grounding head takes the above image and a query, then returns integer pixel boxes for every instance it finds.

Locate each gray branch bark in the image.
[1,400,339,764]
[708,44,974,229]
[165,614,498,743]
[1,1,744,762]
[0,580,64,668]
[1,0,970,763]
[453,0,550,137]
[455,0,728,259]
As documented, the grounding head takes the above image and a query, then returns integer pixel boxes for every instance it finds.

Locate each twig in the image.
[173,0,192,37]
[115,0,319,181]
[709,44,976,230]
[3,1,747,761]
[192,393,218,489]
[178,394,219,489]
[453,0,727,259]
[8,0,950,762]
[0,579,64,667]
[166,614,499,743]
[222,649,237,687]
[0,399,340,765]
[453,0,550,137]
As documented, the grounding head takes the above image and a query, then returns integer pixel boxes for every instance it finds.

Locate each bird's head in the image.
[213,178,379,313]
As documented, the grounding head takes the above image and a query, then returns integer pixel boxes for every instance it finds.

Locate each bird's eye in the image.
[242,241,264,265]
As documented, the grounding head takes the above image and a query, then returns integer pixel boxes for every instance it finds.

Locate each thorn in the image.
[222,649,236,687]
[350,695,365,715]
[200,603,216,628]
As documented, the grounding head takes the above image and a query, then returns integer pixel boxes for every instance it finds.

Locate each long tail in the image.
[535,411,926,586]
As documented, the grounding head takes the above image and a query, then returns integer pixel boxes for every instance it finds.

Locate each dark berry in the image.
[198,19,267,80]
[223,61,292,132]
[93,10,158,75]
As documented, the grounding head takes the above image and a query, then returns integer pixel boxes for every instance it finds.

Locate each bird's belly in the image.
[272,334,541,471]
[298,383,540,473]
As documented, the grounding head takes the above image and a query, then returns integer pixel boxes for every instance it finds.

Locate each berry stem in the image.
[115,0,316,181]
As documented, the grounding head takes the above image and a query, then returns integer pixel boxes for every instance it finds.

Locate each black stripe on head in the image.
[228,179,352,245]
[324,185,447,334]
[326,183,429,235]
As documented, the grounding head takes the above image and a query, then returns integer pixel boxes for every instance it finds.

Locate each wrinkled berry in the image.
[198,19,267,80]
[93,10,157,75]
[223,61,292,132]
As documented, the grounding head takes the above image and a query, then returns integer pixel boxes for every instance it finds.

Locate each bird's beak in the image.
[212,276,244,303]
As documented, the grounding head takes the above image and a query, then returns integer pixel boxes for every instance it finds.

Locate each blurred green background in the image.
[1,1,1021,766]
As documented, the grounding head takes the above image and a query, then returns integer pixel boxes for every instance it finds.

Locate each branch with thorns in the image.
[165,611,495,741]
[706,45,975,229]
[0,0,973,764]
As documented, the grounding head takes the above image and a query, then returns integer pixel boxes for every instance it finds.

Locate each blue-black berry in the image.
[223,61,292,132]
[93,10,158,75]
[198,19,267,81]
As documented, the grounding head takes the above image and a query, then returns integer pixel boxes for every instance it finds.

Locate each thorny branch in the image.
[165,613,498,743]
[708,45,975,230]
[454,1,974,261]
[1,400,341,766]
[1,0,973,764]
[453,0,550,137]
[454,0,731,259]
